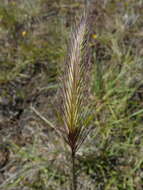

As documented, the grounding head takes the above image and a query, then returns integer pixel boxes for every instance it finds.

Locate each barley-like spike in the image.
[59,12,91,154]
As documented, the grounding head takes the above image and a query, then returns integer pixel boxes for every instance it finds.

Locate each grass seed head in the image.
[59,13,91,153]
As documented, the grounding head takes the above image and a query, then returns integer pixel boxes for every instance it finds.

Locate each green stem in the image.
[71,151,77,190]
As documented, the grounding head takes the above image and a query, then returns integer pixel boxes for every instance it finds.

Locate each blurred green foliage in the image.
[0,0,66,84]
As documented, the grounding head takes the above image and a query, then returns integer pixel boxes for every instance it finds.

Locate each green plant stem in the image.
[71,151,77,190]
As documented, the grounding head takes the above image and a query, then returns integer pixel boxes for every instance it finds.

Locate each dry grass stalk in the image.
[60,15,91,152]
[59,13,91,190]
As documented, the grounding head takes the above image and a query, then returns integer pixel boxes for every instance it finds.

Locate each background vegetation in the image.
[0,0,143,189]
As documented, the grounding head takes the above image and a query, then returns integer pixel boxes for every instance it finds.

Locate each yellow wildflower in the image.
[22,31,27,37]
[92,34,98,39]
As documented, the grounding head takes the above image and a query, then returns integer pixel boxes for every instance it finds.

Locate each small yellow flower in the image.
[22,31,27,37]
[92,34,98,39]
